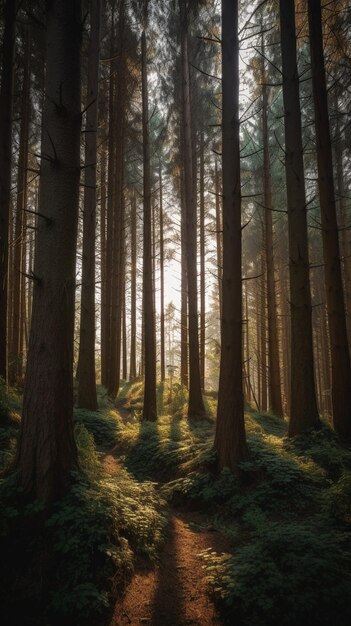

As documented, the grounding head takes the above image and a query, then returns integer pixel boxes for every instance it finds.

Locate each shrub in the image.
[202,521,351,626]
[74,407,120,448]
[0,422,166,626]
[0,377,10,423]
[325,471,351,521]
[0,380,21,473]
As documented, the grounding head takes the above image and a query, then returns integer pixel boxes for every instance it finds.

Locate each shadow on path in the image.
[113,510,228,626]
[150,516,185,626]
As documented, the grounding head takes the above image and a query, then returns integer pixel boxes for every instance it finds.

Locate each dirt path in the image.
[111,509,227,626]
[102,410,229,626]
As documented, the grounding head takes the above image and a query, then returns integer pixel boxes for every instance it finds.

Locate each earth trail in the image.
[102,441,229,626]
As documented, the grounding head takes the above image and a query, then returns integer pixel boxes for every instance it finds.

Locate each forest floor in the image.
[1,382,351,626]
[102,402,229,626]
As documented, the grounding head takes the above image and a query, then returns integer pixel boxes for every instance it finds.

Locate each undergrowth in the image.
[111,383,351,626]
[1,379,351,625]
[74,406,120,447]
[0,378,21,472]
[201,519,351,626]
[0,382,166,626]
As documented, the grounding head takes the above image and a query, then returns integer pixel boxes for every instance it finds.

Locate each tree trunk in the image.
[122,238,127,381]
[215,158,222,320]
[279,0,320,436]
[102,63,115,389]
[260,248,268,411]
[215,0,248,469]
[159,161,165,383]
[141,29,157,421]
[78,0,101,410]
[244,283,251,405]
[10,29,30,386]
[262,78,283,417]
[199,132,206,390]
[279,249,290,414]
[180,167,188,387]
[308,0,351,438]
[256,281,261,408]
[20,226,27,371]
[0,0,16,382]
[129,193,137,380]
[16,0,82,503]
[108,156,124,396]
[180,0,206,419]
[108,26,126,398]
[100,144,107,384]
[334,118,351,348]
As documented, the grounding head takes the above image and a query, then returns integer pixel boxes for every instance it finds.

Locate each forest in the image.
[0,0,351,624]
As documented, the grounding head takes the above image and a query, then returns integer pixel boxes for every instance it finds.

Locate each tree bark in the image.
[16,0,82,503]
[199,132,206,390]
[262,77,283,417]
[141,29,157,421]
[107,9,126,398]
[260,247,268,411]
[129,193,137,380]
[334,119,351,348]
[102,61,115,389]
[279,0,320,436]
[244,284,252,405]
[308,0,351,438]
[279,256,291,415]
[180,0,206,419]
[215,0,248,469]
[159,161,166,383]
[215,158,222,320]
[256,281,261,408]
[10,29,30,386]
[78,0,101,410]
[180,166,188,387]
[100,144,107,383]
[0,0,16,382]
[122,237,127,381]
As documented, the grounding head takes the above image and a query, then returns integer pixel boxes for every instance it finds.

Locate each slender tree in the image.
[122,237,127,381]
[260,246,268,410]
[308,0,351,438]
[215,0,248,469]
[215,158,222,319]
[141,25,157,421]
[100,143,107,382]
[129,192,137,380]
[101,54,115,389]
[279,0,320,436]
[0,0,16,381]
[199,132,206,390]
[107,3,127,398]
[10,28,31,385]
[159,161,166,382]
[334,102,351,347]
[180,167,188,387]
[78,0,101,410]
[179,0,206,419]
[261,71,283,417]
